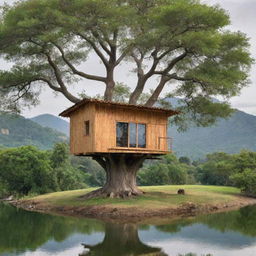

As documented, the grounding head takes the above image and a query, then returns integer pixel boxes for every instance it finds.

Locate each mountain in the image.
[31,114,69,136]
[170,110,256,159]
[0,113,68,150]
[24,109,256,159]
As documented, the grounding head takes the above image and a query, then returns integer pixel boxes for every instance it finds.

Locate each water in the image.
[1,203,256,256]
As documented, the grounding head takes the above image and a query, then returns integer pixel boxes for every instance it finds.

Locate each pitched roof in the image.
[59,98,179,117]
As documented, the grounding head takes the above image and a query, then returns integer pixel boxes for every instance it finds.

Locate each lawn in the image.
[26,185,241,210]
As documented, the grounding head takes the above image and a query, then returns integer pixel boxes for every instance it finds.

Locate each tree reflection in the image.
[79,223,167,256]
[156,205,256,238]
[0,203,104,255]
[2,203,256,256]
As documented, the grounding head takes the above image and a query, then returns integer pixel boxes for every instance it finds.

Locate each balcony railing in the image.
[158,137,173,152]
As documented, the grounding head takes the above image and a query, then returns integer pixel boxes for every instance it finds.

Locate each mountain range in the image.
[0,108,255,159]
[170,109,256,159]
[0,113,68,150]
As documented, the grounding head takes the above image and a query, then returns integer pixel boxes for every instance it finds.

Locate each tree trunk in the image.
[85,154,148,198]
[80,223,167,256]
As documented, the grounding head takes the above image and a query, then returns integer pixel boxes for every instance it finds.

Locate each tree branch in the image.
[154,51,188,75]
[77,32,109,67]
[45,53,80,103]
[145,75,171,107]
[52,42,106,83]
[91,30,112,56]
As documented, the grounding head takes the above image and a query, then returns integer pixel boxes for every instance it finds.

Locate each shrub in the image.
[230,169,256,197]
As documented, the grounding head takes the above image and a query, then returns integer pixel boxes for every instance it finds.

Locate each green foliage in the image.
[50,143,87,191]
[0,143,87,197]
[195,150,256,197]
[137,150,256,192]
[0,203,104,255]
[138,154,192,186]
[0,146,55,196]
[231,169,256,197]
[71,155,105,187]
[196,152,234,186]
[0,0,253,130]
[179,156,191,165]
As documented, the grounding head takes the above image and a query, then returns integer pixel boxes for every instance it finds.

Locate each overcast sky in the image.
[0,0,255,118]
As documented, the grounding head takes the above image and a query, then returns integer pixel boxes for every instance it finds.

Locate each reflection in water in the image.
[1,203,256,255]
[79,223,167,256]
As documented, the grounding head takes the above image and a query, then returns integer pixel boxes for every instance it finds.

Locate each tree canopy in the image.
[0,0,253,128]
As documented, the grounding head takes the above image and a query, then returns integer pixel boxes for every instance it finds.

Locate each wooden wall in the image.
[94,104,168,154]
[69,102,170,155]
[69,104,95,155]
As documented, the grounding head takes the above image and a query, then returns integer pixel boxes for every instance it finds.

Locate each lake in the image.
[1,203,256,256]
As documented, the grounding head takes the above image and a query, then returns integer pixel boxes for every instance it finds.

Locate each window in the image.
[138,124,146,148]
[116,122,128,147]
[84,120,90,136]
[116,122,146,148]
[129,123,137,148]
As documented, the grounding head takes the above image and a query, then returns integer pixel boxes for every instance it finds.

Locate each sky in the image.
[0,0,255,118]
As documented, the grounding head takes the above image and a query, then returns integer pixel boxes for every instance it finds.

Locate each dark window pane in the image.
[129,123,137,147]
[116,122,128,147]
[138,124,146,148]
[84,121,90,136]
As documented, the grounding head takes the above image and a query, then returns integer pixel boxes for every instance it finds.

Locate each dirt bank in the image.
[10,194,256,223]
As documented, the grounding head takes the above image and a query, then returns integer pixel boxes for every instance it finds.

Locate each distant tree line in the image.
[0,143,256,198]
[138,150,256,197]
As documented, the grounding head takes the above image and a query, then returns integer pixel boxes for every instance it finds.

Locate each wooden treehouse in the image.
[60,99,178,156]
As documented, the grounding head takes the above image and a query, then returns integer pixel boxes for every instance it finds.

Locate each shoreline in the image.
[10,193,256,223]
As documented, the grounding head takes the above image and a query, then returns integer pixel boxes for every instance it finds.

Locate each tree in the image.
[231,169,256,197]
[179,156,191,165]
[50,143,87,190]
[138,154,189,186]
[0,0,253,197]
[80,223,167,256]
[0,146,56,195]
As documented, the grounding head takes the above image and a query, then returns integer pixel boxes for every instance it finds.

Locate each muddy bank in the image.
[10,195,256,223]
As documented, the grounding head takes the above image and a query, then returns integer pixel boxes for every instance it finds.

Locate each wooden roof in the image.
[59,98,179,117]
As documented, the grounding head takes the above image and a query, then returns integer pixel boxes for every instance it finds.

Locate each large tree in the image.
[0,0,253,197]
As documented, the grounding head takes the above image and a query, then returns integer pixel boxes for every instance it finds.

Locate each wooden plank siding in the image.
[94,103,169,154]
[69,103,96,155]
[69,101,171,155]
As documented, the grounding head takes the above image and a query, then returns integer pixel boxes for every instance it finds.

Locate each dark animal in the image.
[177,189,185,195]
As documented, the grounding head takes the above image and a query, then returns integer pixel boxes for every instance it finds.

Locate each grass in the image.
[26,185,241,210]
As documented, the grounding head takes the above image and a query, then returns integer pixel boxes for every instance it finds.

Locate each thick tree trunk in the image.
[80,223,167,256]
[84,154,148,198]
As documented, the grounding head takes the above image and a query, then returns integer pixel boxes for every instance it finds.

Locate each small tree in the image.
[50,143,87,190]
[0,146,56,195]
[0,0,253,197]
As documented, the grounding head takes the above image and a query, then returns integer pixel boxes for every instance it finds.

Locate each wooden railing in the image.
[158,137,173,152]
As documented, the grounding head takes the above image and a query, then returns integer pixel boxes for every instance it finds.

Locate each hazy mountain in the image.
[31,114,69,136]
[170,110,256,159]
[0,113,68,150]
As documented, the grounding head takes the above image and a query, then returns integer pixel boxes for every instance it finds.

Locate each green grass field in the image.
[26,185,241,210]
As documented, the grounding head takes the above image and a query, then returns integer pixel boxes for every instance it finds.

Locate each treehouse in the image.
[59,99,179,156]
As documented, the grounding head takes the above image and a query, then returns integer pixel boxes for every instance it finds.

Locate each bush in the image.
[0,146,56,196]
[0,143,87,197]
[231,169,256,197]
[196,152,235,186]
[50,143,87,190]
[138,154,190,186]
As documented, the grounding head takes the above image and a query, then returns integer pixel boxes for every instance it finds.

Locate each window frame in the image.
[84,120,90,136]
[116,121,147,148]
